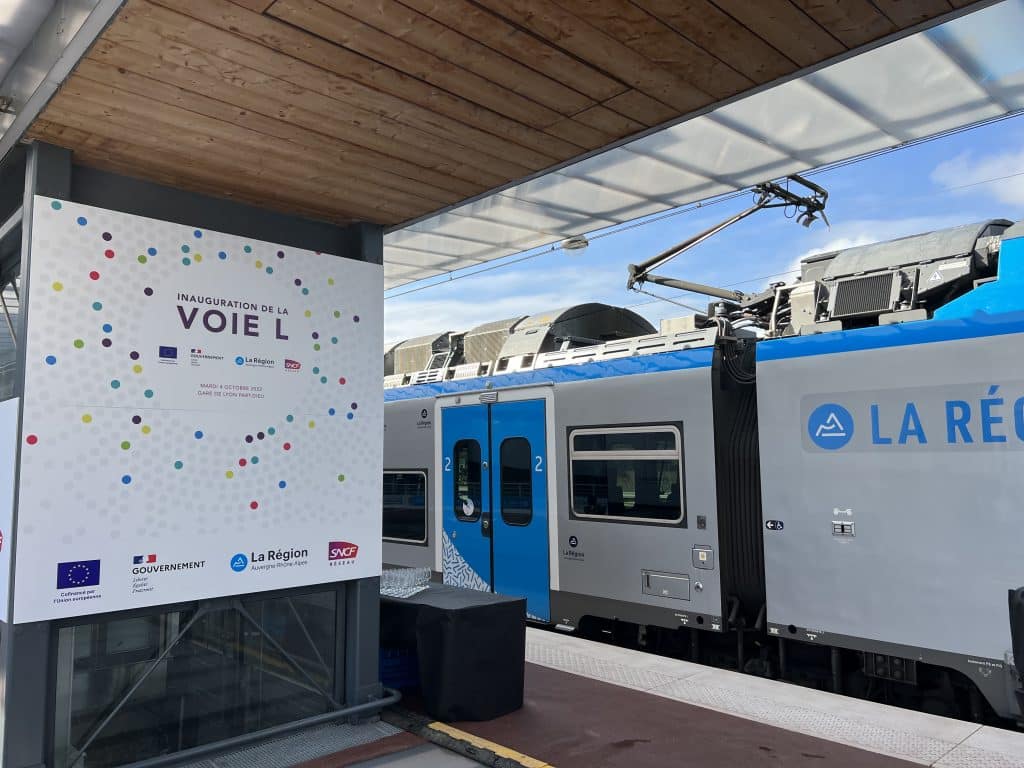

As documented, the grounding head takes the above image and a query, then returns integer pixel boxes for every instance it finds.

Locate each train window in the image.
[453,439,482,522]
[569,425,684,524]
[383,471,427,544]
[500,437,532,526]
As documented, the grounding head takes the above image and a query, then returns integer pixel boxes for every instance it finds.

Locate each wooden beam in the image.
[471,0,714,113]
[226,0,275,11]
[870,0,954,27]
[319,0,596,116]
[148,0,584,159]
[73,55,479,201]
[710,0,846,66]
[633,0,797,83]
[267,0,571,129]
[570,104,646,137]
[399,0,626,102]
[600,89,677,127]
[100,6,540,182]
[790,1,895,48]
[551,0,753,99]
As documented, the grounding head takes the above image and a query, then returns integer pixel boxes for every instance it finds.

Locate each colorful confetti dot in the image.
[333,310,341,318]
[328,278,335,286]
[181,245,190,254]
[302,287,309,295]
[347,413,354,420]
[141,425,151,435]
[312,332,319,340]
[132,415,142,424]
[102,338,112,348]
[103,323,112,332]
[52,281,63,292]
[257,431,265,440]
[102,232,112,241]
[294,278,302,287]
[26,434,38,445]
[304,310,311,318]
[245,434,253,443]
[226,470,234,479]
[82,414,92,423]
[133,364,143,374]
[250,501,259,510]
[73,339,84,349]
[77,216,87,226]
[144,287,153,296]
[194,229,203,238]
[308,420,315,429]
[194,253,202,263]
[239,458,247,467]
[89,271,100,281]
[45,355,56,365]
[244,245,252,253]
[194,430,204,439]
[130,350,140,360]
[138,254,148,264]
[218,251,227,260]
[148,247,157,256]
[277,250,285,259]
[338,377,346,385]
[278,480,287,489]
[331,337,338,344]
[328,408,336,416]
[122,475,132,485]
[144,389,154,398]
[268,427,276,436]
[182,257,191,266]
[50,201,61,210]
[251,456,259,464]
[255,260,263,269]
[265,266,273,274]
[353,315,360,323]
[121,441,131,450]
[337,474,346,482]
[104,249,114,259]
[314,343,321,351]
[320,376,327,384]
[312,366,320,374]
[174,460,183,470]
[92,301,102,311]
[351,402,358,410]
[283,442,291,451]
[286,414,294,423]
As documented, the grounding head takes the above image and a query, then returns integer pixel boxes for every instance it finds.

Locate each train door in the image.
[440,396,550,621]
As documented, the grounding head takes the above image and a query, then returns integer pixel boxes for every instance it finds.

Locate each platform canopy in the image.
[0,0,1017,288]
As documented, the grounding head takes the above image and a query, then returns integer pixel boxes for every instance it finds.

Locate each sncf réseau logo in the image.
[284,359,301,370]
[328,541,358,563]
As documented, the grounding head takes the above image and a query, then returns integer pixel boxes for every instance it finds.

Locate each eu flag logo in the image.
[57,560,101,589]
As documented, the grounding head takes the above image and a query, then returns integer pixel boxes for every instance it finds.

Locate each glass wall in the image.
[53,590,339,768]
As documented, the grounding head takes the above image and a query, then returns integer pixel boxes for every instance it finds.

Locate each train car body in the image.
[382,220,1024,723]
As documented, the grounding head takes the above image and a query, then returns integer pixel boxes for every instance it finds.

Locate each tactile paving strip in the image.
[176,720,402,768]
[526,640,679,693]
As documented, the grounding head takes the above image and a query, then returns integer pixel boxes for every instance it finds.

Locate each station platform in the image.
[181,628,1024,768]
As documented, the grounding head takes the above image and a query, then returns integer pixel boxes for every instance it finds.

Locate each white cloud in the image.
[931,147,1024,209]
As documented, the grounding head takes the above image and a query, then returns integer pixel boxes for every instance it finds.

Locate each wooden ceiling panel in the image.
[27,0,983,227]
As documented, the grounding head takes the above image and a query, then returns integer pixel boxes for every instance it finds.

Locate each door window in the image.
[453,439,482,521]
[499,437,533,526]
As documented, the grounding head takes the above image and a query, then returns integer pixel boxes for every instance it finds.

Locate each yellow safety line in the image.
[427,721,555,768]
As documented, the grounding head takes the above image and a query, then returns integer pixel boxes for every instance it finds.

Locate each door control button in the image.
[692,546,714,570]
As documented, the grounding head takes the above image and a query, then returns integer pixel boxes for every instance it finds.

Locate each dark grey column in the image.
[344,577,382,708]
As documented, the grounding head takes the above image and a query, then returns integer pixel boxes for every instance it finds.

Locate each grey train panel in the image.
[383,397,435,570]
[552,367,726,627]
[757,331,1024,717]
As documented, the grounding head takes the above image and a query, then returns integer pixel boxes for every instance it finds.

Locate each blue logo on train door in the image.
[808,403,854,449]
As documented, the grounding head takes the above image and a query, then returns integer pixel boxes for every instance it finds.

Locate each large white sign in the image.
[13,197,382,622]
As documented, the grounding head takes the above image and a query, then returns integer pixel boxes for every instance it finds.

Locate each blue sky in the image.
[383,115,1024,344]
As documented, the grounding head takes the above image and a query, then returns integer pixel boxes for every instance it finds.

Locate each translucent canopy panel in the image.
[383,0,1024,290]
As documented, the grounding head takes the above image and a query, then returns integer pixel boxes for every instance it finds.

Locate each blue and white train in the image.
[382,219,1024,725]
